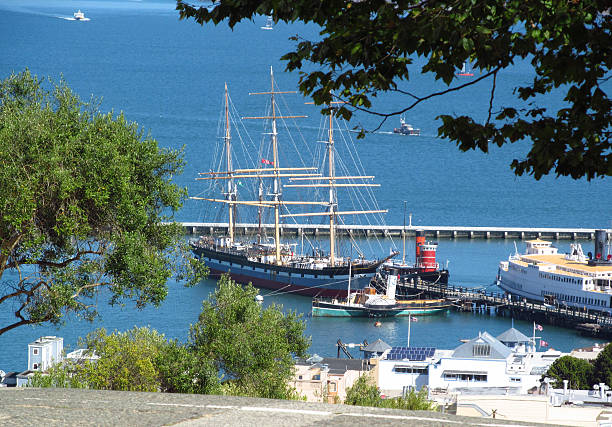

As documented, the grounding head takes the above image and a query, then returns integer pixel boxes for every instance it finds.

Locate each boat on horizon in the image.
[393,116,420,136]
[73,10,85,20]
[261,16,273,30]
[497,230,612,313]
[456,61,474,77]
[190,68,396,297]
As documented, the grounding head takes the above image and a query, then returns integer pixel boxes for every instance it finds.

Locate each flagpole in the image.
[408,315,411,348]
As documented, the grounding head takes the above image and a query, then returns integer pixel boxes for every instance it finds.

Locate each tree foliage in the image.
[31,279,310,399]
[177,0,611,180]
[189,275,310,399]
[345,374,435,410]
[155,339,220,394]
[0,70,206,335]
[31,326,221,394]
[545,355,594,390]
[591,343,612,386]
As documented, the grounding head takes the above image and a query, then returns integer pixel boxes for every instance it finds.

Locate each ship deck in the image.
[522,254,612,274]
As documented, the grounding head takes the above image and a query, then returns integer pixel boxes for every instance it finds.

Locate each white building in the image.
[570,342,609,360]
[28,336,63,371]
[375,327,563,398]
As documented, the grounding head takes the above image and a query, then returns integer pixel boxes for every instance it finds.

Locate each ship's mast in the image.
[402,200,406,265]
[241,67,313,265]
[283,98,389,266]
[224,83,236,244]
[270,68,282,264]
[193,80,343,266]
[257,177,263,244]
[327,107,337,266]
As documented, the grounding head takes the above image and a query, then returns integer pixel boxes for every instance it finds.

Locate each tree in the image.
[31,326,221,394]
[591,343,612,386]
[545,355,594,389]
[70,327,166,392]
[345,374,435,410]
[344,374,383,407]
[177,1,611,180]
[155,340,220,394]
[0,70,206,335]
[189,275,310,399]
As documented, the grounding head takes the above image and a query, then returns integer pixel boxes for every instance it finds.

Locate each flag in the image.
[540,339,549,347]
[261,158,274,165]
[410,316,418,322]
[536,324,543,331]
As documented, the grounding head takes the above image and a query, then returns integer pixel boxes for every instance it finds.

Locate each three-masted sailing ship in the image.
[190,68,395,297]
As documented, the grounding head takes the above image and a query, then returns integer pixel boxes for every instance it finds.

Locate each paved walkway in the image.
[0,388,549,426]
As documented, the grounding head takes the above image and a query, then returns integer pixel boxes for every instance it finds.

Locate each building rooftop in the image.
[30,336,62,345]
[363,339,391,353]
[497,327,531,344]
[452,332,512,359]
[295,357,369,375]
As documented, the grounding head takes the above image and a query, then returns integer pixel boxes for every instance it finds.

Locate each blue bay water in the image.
[0,0,610,371]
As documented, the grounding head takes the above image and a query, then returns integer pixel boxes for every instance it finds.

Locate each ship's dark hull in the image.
[192,244,386,298]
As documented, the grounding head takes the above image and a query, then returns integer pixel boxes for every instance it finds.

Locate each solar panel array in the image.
[387,346,435,361]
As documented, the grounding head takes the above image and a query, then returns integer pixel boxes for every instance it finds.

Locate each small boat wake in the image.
[61,17,91,21]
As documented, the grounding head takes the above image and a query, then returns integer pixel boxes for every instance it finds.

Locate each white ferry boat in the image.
[498,230,612,312]
[73,10,85,20]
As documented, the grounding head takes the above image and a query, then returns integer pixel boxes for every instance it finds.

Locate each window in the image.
[328,382,337,392]
[33,348,39,355]
[312,374,321,380]
[33,363,38,370]
[298,375,303,380]
[444,372,487,382]
[394,366,427,374]
[473,343,491,357]
[510,377,522,383]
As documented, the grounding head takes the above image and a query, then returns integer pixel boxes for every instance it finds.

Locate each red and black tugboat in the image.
[376,229,449,297]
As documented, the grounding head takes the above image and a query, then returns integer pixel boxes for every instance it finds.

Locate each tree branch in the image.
[72,282,107,299]
[0,232,24,278]
[37,249,104,269]
[342,66,503,133]
[0,318,32,336]
[487,69,498,125]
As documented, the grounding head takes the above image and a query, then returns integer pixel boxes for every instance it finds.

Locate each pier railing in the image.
[400,279,612,338]
[181,222,601,240]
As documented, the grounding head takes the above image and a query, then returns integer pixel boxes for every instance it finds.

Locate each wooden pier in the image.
[181,222,600,240]
[399,279,612,338]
